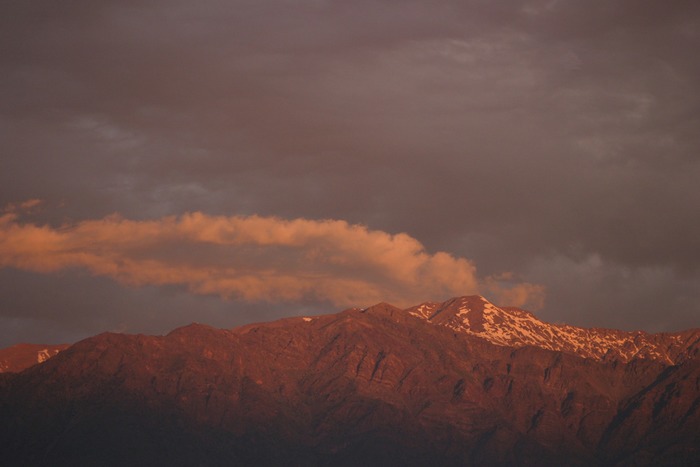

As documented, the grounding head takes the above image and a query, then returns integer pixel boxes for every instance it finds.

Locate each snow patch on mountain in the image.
[405,296,697,364]
[37,349,53,363]
[0,344,68,373]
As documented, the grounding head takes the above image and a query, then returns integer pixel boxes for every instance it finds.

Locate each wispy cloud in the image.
[0,205,544,308]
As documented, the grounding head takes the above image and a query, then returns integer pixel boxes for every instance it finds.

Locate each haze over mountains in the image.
[1,296,698,466]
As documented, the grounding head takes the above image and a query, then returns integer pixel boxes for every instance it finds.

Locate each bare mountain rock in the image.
[0,343,69,373]
[0,296,698,466]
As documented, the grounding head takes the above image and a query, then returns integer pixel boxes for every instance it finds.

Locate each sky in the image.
[1,0,699,347]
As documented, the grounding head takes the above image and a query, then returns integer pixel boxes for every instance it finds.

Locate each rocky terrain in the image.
[406,296,700,364]
[0,343,69,373]
[0,296,698,466]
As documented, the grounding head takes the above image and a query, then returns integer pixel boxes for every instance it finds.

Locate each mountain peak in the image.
[361,302,403,316]
[405,295,698,364]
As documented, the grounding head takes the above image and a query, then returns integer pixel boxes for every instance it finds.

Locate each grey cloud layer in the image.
[1,0,699,344]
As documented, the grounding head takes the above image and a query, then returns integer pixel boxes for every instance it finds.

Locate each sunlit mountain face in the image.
[1,296,698,466]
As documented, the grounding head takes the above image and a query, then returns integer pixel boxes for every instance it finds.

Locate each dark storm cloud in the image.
[1,0,699,345]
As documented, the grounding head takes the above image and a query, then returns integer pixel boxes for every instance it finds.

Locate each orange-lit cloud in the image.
[2,199,43,213]
[0,207,544,308]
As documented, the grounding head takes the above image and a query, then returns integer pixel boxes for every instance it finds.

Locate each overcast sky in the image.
[1,0,699,347]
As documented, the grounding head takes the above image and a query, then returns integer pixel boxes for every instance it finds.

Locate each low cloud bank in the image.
[0,205,544,309]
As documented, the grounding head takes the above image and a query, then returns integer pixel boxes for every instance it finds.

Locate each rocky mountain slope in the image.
[406,296,700,364]
[0,343,69,373]
[0,297,698,466]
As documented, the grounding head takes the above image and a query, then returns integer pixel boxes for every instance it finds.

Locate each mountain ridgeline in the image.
[1,296,698,466]
[0,343,69,373]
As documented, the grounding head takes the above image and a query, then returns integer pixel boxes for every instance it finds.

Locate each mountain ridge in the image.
[0,342,69,373]
[1,296,698,465]
[405,295,699,364]
[2,295,698,372]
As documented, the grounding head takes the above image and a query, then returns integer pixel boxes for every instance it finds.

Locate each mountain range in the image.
[1,296,698,466]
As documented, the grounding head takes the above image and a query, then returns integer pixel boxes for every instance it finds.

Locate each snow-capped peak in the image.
[405,296,698,364]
